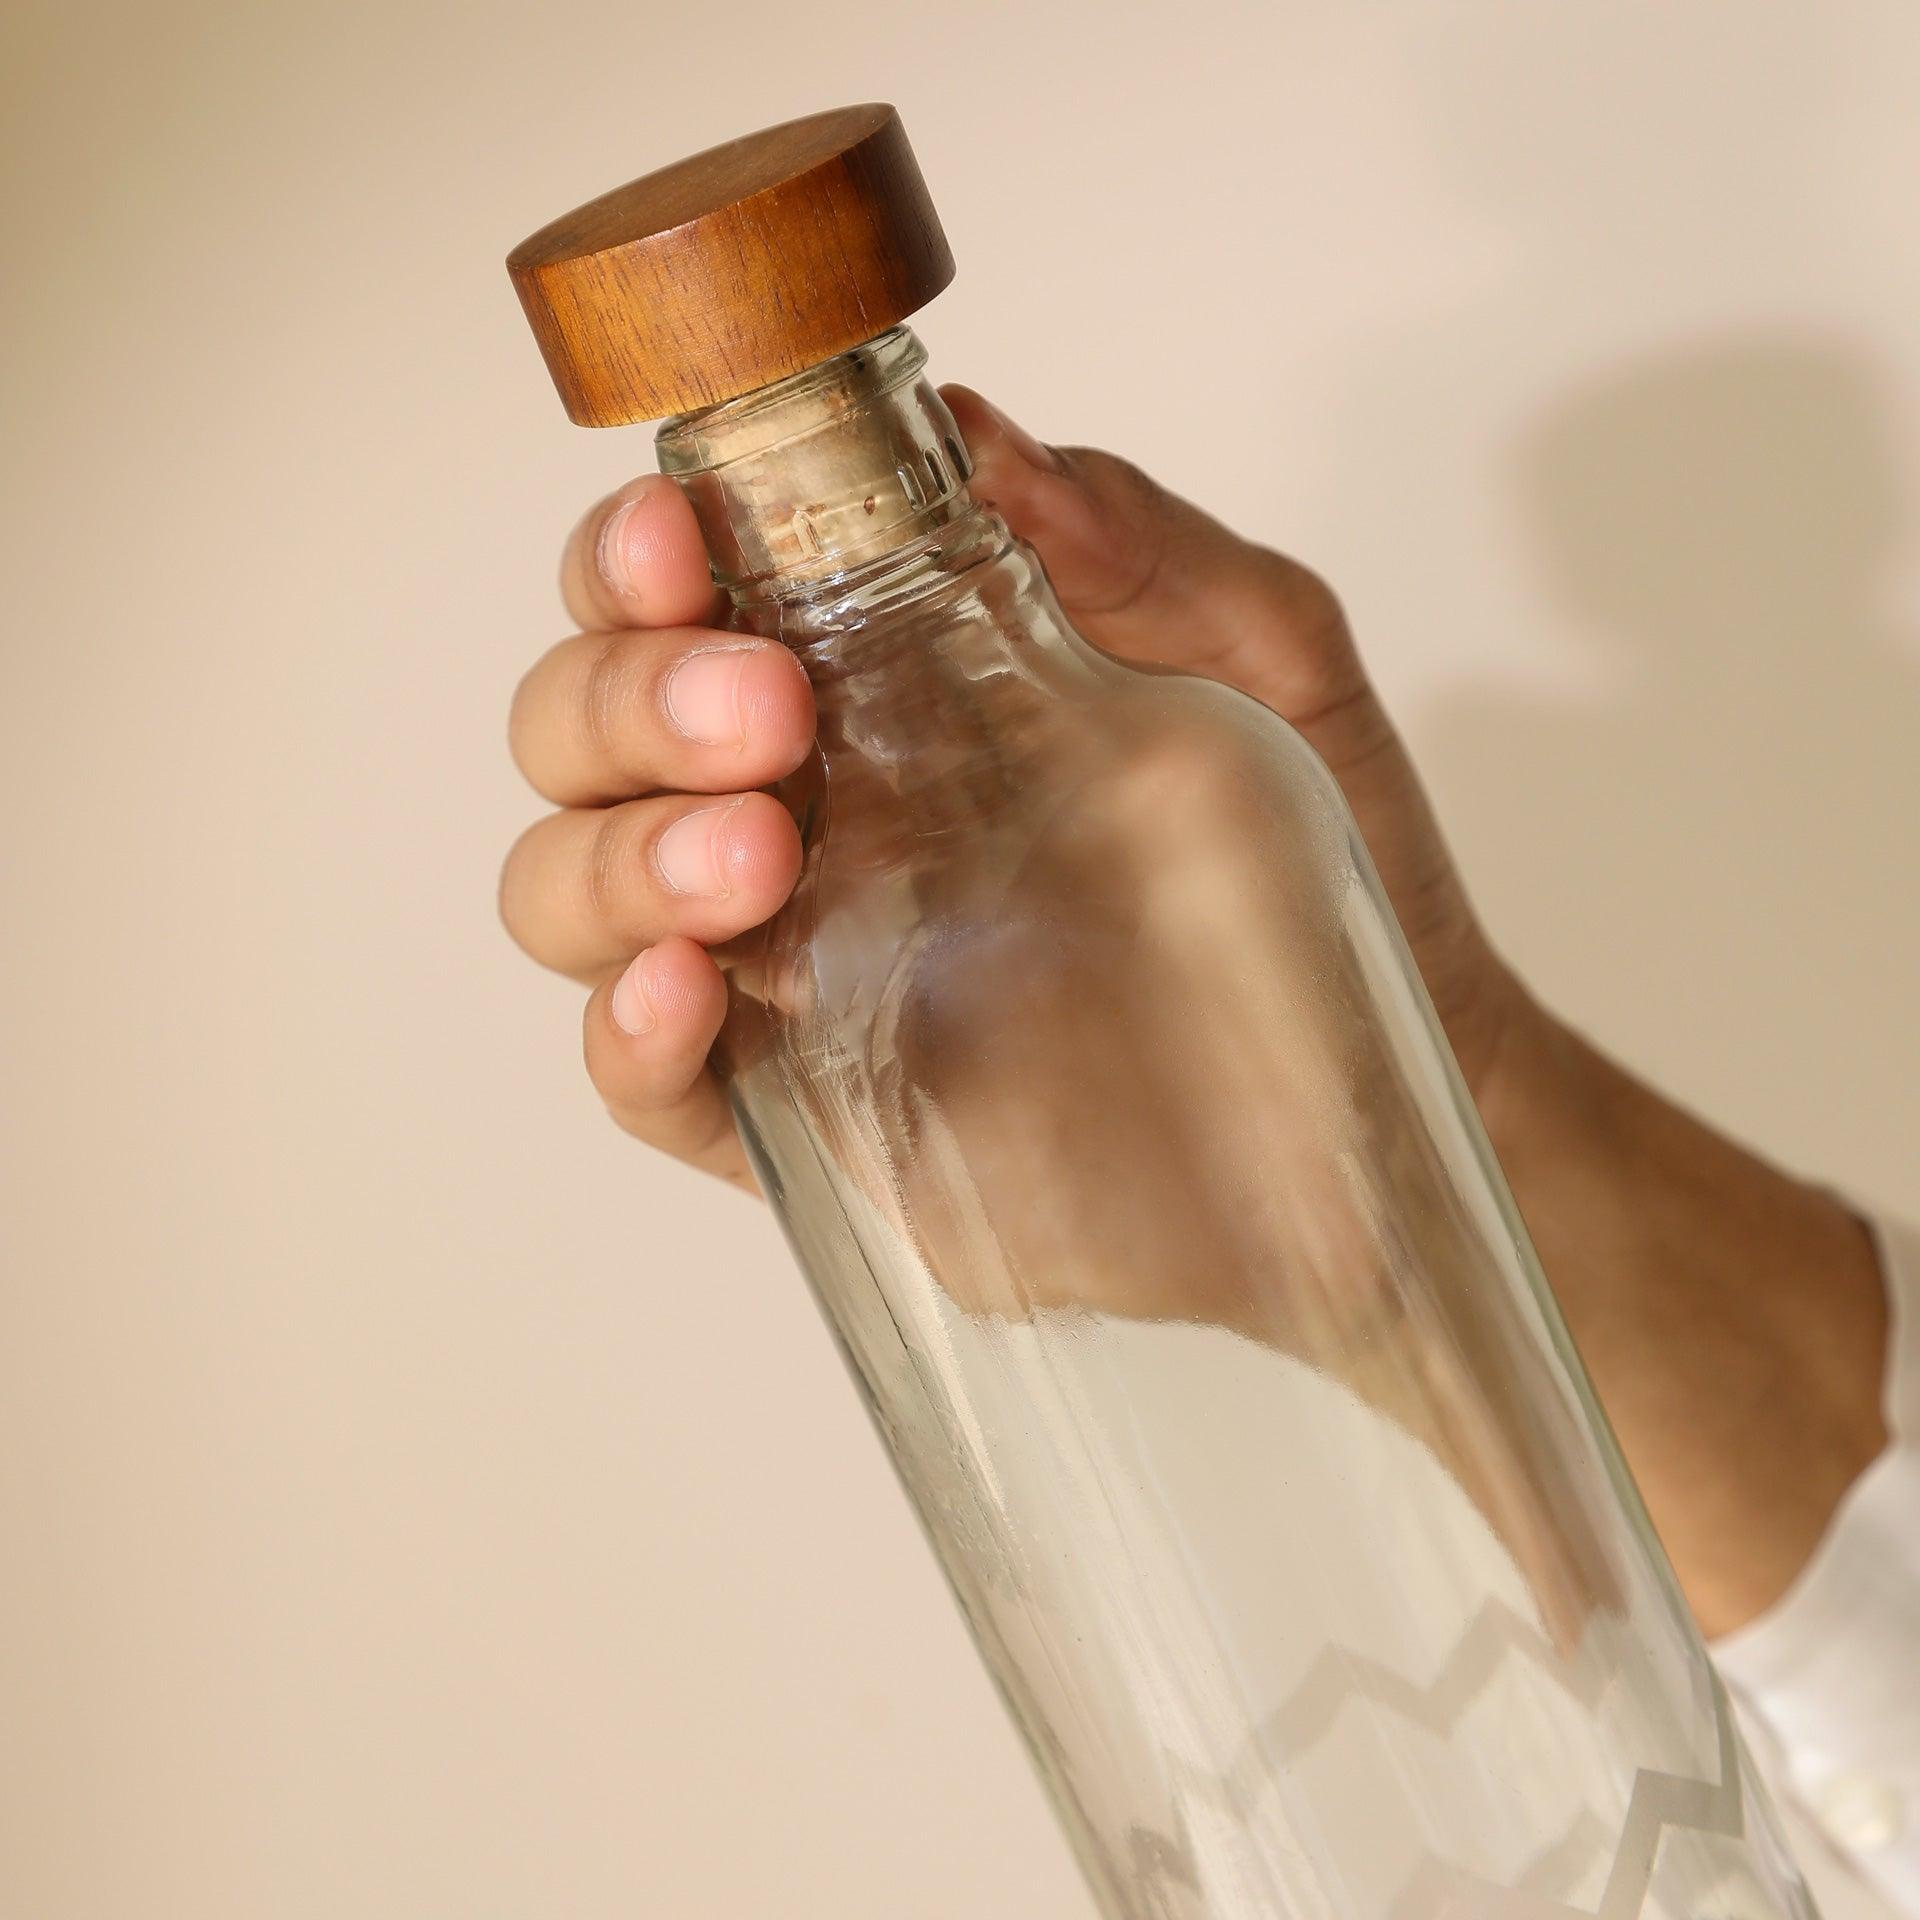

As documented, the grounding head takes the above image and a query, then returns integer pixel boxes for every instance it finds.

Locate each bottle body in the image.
[658,332,1818,1920]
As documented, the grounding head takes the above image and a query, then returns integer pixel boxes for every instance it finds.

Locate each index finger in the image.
[561,474,720,632]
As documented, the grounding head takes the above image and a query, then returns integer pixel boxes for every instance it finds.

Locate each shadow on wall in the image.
[1417,335,1919,1162]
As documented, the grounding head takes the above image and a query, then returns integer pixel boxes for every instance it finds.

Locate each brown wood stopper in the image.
[507,104,954,427]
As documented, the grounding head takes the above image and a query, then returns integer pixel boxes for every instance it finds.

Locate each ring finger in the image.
[500,788,803,980]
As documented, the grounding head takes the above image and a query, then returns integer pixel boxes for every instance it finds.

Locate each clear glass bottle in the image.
[652,327,1820,1920]
[510,103,1821,1920]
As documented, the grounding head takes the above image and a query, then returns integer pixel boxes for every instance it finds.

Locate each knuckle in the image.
[505,656,549,786]
[1272,555,1350,646]
[577,631,642,767]
[497,818,552,958]
[1243,549,1365,717]
[584,804,637,933]
[1109,452,1170,517]
[1069,445,1168,516]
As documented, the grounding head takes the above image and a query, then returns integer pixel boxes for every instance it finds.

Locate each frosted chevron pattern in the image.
[1114,1617,1795,1920]
[1103,1597,1752,1917]
[911,1312,1819,1920]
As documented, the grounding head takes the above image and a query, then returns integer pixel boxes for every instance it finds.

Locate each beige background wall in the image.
[4,2,1917,1915]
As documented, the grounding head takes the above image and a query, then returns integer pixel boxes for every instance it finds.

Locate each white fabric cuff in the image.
[1714,1213,1920,1912]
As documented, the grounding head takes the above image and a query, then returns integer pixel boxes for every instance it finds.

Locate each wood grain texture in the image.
[508,104,954,426]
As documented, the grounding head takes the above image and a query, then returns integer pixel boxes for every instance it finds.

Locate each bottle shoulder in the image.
[734,653,1358,1025]
[805,645,1344,861]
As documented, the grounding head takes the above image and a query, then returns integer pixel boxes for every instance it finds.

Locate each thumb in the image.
[941,384,1369,745]
[940,386,1512,1102]
[940,385,1512,1098]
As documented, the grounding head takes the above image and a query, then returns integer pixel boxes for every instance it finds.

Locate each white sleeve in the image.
[1714,1214,1920,1917]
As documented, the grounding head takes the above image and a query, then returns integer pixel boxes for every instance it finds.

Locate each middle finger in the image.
[510,627,815,809]
[500,789,804,980]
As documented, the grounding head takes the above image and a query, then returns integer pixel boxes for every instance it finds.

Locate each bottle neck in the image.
[654,327,979,612]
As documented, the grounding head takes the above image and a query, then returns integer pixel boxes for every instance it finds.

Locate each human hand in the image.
[500,386,1890,1636]
[500,386,1534,1190]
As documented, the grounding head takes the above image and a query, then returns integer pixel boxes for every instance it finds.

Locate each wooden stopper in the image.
[507,104,954,427]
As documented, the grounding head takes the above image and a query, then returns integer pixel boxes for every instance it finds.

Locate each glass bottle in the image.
[511,108,1820,1920]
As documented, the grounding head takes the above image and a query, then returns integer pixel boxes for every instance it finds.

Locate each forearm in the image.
[1482,997,1890,1639]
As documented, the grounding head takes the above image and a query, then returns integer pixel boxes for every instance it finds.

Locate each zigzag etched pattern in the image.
[1249,1599,1612,1768]
[1383,1667,1743,1918]
[1124,1601,1756,1918]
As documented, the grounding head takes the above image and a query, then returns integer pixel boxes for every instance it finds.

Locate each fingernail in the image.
[655,802,738,898]
[597,496,644,596]
[610,949,657,1036]
[982,399,1061,473]
[664,646,757,746]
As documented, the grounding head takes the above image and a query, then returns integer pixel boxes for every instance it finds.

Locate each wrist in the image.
[1470,992,1890,1636]
[1450,956,1565,1145]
